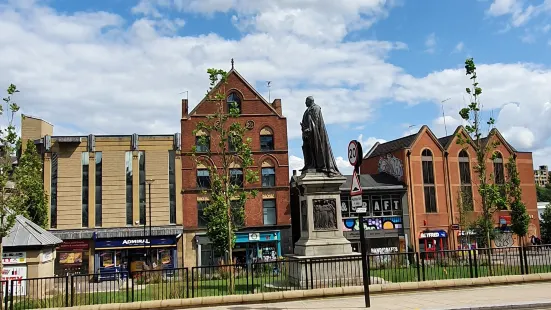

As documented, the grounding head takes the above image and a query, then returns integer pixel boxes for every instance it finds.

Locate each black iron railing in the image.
[2,245,551,309]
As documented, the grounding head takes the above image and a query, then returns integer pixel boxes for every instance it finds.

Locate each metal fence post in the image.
[70,275,74,307]
[185,268,190,299]
[64,276,69,307]
[309,260,314,289]
[126,271,130,303]
[250,262,255,294]
[468,250,474,278]
[131,272,135,302]
[421,253,426,282]
[304,260,309,290]
[9,280,13,310]
[191,268,195,298]
[245,263,250,294]
[523,245,530,275]
[473,249,479,278]
[4,281,9,310]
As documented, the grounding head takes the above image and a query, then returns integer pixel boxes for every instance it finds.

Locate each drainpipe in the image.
[444,151,456,250]
[406,150,418,253]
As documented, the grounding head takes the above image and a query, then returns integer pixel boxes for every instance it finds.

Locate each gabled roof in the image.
[3,215,62,248]
[365,125,521,159]
[189,68,282,117]
[339,173,406,191]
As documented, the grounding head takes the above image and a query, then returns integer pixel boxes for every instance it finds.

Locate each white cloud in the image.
[453,41,464,53]
[487,0,551,28]
[336,156,354,175]
[501,126,536,149]
[289,155,304,175]
[424,33,437,54]
[357,134,386,155]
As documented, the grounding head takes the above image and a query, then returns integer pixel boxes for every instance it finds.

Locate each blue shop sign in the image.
[235,231,280,243]
[419,230,448,239]
[96,236,176,248]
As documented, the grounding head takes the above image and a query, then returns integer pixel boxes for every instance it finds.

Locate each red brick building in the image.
[180,66,290,267]
[361,125,539,252]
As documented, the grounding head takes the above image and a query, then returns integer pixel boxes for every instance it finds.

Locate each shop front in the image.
[55,240,90,276]
[195,230,281,266]
[94,236,177,277]
[419,230,448,258]
[342,217,405,253]
[457,230,478,250]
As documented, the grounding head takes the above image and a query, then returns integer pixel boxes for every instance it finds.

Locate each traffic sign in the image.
[350,170,362,196]
[351,196,363,208]
[348,140,359,166]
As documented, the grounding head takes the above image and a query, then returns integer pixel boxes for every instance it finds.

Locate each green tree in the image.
[455,188,475,249]
[536,186,551,202]
[0,84,27,308]
[505,155,529,246]
[456,58,504,250]
[16,139,48,228]
[192,69,258,293]
[541,204,551,244]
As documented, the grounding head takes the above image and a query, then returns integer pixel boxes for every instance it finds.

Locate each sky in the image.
[1,0,551,176]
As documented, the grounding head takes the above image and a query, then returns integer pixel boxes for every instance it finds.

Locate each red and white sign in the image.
[350,170,363,196]
[2,252,26,265]
[2,266,27,296]
[348,140,359,166]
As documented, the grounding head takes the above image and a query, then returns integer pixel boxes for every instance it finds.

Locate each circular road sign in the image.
[348,140,359,166]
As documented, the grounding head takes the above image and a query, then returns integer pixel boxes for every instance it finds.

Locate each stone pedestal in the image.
[288,172,360,288]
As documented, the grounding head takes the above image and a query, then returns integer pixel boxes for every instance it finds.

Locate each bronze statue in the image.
[300,96,341,176]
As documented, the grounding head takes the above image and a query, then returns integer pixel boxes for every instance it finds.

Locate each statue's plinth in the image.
[287,171,360,288]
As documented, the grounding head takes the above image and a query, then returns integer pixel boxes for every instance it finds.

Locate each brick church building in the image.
[180,64,291,267]
[361,125,540,252]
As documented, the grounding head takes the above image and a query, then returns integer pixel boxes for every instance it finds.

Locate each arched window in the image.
[458,150,473,211]
[195,129,210,153]
[229,162,243,188]
[261,159,276,187]
[260,127,274,151]
[493,152,504,184]
[228,132,242,153]
[421,149,437,213]
[196,163,210,189]
[227,92,242,114]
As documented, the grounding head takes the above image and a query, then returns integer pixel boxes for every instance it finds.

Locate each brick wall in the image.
[181,69,290,231]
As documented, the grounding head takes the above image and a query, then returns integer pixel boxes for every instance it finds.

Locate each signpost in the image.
[348,140,370,308]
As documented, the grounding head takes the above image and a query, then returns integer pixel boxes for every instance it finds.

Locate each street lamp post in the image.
[146,179,155,266]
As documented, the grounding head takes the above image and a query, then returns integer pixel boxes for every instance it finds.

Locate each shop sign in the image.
[95,237,176,248]
[2,266,26,296]
[58,240,89,250]
[41,250,54,263]
[248,233,260,241]
[370,247,398,254]
[458,230,477,236]
[419,231,447,239]
[3,252,26,265]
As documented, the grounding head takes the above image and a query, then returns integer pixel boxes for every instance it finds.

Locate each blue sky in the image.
[1,0,551,174]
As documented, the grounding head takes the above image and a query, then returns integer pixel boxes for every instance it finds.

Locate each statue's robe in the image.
[300,103,340,176]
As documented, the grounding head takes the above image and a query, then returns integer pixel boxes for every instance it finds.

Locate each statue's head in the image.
[305,96,314,107]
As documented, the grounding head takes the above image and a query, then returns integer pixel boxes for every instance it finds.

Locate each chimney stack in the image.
[182,99,189,119]
[292,169,297,176]
[272,99,282,115]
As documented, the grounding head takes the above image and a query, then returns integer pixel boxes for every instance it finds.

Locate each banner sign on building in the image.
[3,252,26,265]
[95,237,177,248]
[2,266,27,296]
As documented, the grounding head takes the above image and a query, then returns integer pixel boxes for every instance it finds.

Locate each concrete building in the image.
[21,115,183,275]
[180,66,290,267]
[534,165,549,187]
[361,125,540,251]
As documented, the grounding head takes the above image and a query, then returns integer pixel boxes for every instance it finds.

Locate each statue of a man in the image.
[300,96,341,176]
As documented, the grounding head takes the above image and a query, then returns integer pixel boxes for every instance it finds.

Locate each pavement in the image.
[181,282,551,310]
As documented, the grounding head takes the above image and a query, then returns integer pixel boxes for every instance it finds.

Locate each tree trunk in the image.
[227,213,234,294]
[1,240,4,310]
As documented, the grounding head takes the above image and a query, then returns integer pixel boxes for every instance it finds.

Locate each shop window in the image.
[169,150,176,224]
[82,152,89,227]
[230,168,243,188]
[422,149,437,213]
[263,199,276,225]
[459,150,473,211]
[139,151,146,225]
[341,195,350,218]
[261,167,275,187]
[391,194,402,215]
[493,152,505,184]
[95,152,103,227]
[195,132,210,153]
[50,153,58,229]
[227,92,242,114]
[55,250,89,276]
[197,201,209,228]
[371,195,382,216]
[260,127,274,151]
[197,169,210,189]
[125,151,133,226]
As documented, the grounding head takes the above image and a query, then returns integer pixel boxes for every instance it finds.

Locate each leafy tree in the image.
[536,186,551,202]
[505,155,529,246]
[0,84,26,306]
[192,69,258,293]
[16,139,48,228]
[456,58,504,250]
[541,204,551,244]
[455,188,476,249]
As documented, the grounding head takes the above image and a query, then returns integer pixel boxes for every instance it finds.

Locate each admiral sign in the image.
[122,239,150,246]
